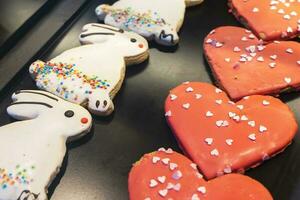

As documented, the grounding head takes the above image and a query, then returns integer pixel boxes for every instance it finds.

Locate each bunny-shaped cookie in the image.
[95,0,203,46]
[0,90,92,200]
[29,24,148,116]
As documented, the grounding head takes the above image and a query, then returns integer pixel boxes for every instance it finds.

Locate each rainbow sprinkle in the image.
[0,165,35,190]
[108,7,169,30]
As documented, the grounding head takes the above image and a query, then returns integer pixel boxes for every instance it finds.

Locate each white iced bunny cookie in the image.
[0,90,92,200]
[29,25,148,116]
[95,0,188,46]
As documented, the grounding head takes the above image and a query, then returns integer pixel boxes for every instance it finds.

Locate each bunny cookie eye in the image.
[130,38,137,43]
[64,110,74,118]
[103,100,108,107]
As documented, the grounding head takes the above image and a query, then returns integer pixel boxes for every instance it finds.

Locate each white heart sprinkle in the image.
[252,7,259,12]
[262,100,270,106]
[287,26,293,33]
[257,56,264,62]
[244,96,250,100]
[183,81,190,84]
[170,94,177,101]
[233,115,240,122]
[165,148,173,154]
[290,11,297,16]
[228,112,236,118]
[192,194,200,200]
[196,172,203,179]
[197,186,207,194]
[248,121,256,127]
[248,133,256,141]
[297,61,300,65]
[270,55,277,60]
[157,176,166,183]
[259,125,268,133]
[144,197,151,200]
[286,48,293,54]
[205,138,213,145]
[206,38,213,44]
[215,99,223,105]
[225,58,231,62]
[165,110,172,117]
[195,94,202,99]
[206,111,214,117]
[150,179,158,187]
[211,149,219,156]
[241,115,248,121]
[284,77,292,84]
[173,183,181,191]
[169,163,178,171]
[190,163,197,170]
[283,14,291,20]
[237,105,244,110]
[167,182,174,189]
[269,62,276,68]
[183,103,190,109]
[152,156,160,164]
[278,9,285,14]
[226,139,234,146]
[215,88,222,93]
[248,33,255,39]
[186,87,194,92]
[216,42,224,48]
[224,166,232,174]
[233,46,241,52]
[241,36,248,41]
[172,170,183,180]
[158,189,168,197]
[162,158,170,165]
[158,147,166,152]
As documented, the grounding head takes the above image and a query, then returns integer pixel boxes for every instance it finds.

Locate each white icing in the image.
[29,24,148,116]
[0,90,92,200]
[95,0,187,46]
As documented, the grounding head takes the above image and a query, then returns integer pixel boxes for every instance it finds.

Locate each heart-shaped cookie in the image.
[164,82,297,179]
[128,149,273,199]
[204,26,300,100]
[229,0,300,41]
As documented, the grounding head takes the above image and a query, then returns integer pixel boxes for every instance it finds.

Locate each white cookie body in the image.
[1,90,92,200]
[96,0,186,45]
[30,24,148,116]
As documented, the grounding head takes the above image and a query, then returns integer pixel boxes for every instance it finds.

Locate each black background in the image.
[0,0,300,199]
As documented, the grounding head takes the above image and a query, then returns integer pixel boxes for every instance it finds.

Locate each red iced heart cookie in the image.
[164,82,297,179]
[229,0,300,41]
[204,26,300,100]
[128,149,273,200]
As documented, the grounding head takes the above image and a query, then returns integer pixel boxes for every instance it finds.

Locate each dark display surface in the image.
[0,0,300,199]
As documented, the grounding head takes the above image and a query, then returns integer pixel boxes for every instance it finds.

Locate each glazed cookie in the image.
[30,25,148,116]
[204,26,300,100]
[229,0,300,41]
[129,149,273,200]
[0,90,92,200]
[165,82,297,179]
[95,0,187,46]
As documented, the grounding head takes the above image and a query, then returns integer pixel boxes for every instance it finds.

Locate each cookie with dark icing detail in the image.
[204,26,300,100]
[229,0,300,41]
[164,82,297,179]
[129,149,273,200]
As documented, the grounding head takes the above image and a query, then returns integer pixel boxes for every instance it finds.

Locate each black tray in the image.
[0,0,300,199]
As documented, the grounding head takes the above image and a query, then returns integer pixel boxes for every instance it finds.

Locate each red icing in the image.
[229,0,300,41]
[204,26,300,100]
[128,150,273,200]
[164,82,297,179]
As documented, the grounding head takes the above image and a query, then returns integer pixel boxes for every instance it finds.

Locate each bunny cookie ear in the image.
[7,90,58,120]
[95,4,110,21]
[79,23,124,45]
[29,60,46,79]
